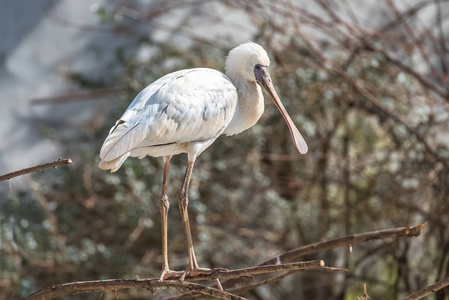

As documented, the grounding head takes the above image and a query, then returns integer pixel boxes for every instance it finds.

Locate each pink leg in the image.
[158,156,182,281]
[177,159,225,290]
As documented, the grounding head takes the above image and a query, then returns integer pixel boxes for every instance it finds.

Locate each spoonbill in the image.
[99,42,308,282]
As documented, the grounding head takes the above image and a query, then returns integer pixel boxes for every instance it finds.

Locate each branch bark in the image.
[24,260,341,300]
[178,260,327,281]
[228,266,344,295]
[0,158,73,182]
[24,280,246,300]
[260,223,427,266]
[403,276,449,300]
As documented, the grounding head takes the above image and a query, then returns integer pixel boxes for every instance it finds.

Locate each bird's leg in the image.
[178,159,200,274]
[158,156,183,281]
[177,159,226,290]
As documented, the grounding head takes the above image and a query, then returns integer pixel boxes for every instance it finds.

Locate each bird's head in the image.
[225,42,270,82]
[225,42,308,155]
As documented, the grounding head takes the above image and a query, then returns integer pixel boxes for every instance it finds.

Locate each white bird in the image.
[98,42,308,283]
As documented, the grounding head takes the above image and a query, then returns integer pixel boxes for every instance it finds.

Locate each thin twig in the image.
[23,261,334,300]
[403,276,449,300]
[260,223,427,266]
[228,267,345,295]
[0,159,73,182]
[358,283,371,300]
[293,22,448,165]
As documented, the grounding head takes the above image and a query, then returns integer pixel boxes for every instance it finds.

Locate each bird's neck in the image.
[224,76,265,136]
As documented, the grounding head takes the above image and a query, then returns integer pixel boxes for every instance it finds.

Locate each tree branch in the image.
[0,158,73,182]
[228,267,345,295]
[260,223,427,266]
[172,224,426,299]
[24,280,246,300]
[24,261,342,300]
[177,260,327,281]
[24,224,421,300]
[403,276,449,300]
[172,265,345,300]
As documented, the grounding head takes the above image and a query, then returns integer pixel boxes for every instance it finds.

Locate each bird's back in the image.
[99,68,238,171]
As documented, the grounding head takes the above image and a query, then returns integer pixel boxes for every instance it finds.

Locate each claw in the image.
[179,271,187,282]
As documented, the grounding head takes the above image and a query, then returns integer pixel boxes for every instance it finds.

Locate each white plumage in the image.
[99,69,237,171]
[98,42,308,284]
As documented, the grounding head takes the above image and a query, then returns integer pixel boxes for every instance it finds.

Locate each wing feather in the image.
[99,68,237,161]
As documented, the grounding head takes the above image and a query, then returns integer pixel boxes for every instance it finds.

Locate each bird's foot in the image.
[159,268,184,281]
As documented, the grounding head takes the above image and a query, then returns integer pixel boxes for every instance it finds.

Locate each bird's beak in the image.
[255,66,308,154]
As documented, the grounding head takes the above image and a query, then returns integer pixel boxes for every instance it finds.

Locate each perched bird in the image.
[99,42,308,283]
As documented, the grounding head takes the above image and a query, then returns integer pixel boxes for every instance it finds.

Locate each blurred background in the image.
[1,0,449,299]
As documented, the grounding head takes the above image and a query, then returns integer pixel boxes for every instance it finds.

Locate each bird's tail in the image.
[98,153,130,172]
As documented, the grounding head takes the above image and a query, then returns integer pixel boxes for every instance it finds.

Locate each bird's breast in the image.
[224,81,264,136]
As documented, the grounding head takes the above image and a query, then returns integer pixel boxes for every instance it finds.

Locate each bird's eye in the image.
[255,65,261,70]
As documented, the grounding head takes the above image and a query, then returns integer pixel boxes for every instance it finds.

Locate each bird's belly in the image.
[129,143,188,159]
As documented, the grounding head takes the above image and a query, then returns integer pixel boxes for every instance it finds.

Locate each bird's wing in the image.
[100,68,237,161]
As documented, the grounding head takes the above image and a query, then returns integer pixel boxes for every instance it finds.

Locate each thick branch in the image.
[24,261,337,300]
[24,280,245,300]
[0,158,73,182]
[403,276,449,300]
[260,223,427,266]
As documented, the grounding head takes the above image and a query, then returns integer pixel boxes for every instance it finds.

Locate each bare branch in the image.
[24,279,246,300]
[214,224,426,293]
[24,261,341,300]
[358,283,371,300]
[176,260,329,281]
[260,223,427,266]
[0,159,73,182]
[403,276,449,300]
[173,266,345,300]
[228,266,345,295]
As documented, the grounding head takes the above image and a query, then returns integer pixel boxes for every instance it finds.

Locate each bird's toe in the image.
[159,269,184,281]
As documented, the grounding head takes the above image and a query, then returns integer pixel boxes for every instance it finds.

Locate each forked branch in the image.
[25,280,245,300]
[217,223,427,292]
[24,260,343,300]
[24,224,426,300]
